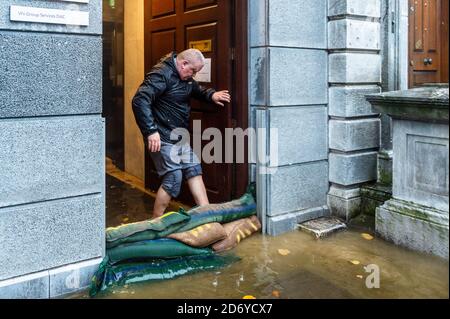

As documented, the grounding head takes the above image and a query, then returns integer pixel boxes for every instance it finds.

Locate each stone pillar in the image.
[0,0,104,298]
[368,87,449,259]
[124,0,145,180]
[250,0,329,235]
[327,0,383,221]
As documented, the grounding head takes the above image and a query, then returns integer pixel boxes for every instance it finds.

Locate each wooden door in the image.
[409,0,449,87]
[144,0,235,205]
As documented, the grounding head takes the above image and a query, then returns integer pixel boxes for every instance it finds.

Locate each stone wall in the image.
[250,0,329,235]
[0,0,104,298]
[327,0,383,221]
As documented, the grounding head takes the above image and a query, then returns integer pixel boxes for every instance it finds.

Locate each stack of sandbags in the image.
[89,185,260,297]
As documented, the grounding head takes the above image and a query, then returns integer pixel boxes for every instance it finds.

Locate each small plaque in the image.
[189,40,212,53]
[194,58,212,83]
[10,5,89,26]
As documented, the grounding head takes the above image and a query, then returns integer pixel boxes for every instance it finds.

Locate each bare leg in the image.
[187,175,209,206]
[152,186,172,219]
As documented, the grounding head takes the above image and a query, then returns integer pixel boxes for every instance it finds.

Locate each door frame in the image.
[143,0,249,200]
[232,0,249,198]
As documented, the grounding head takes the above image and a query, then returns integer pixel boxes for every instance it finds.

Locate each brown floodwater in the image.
[74,228,449,299]
[67,173,449,299]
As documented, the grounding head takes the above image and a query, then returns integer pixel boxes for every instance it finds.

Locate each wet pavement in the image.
[70,173,449,299]
[105,174,181,228]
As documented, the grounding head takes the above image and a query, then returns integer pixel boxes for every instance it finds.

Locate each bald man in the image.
[132,49,231,219]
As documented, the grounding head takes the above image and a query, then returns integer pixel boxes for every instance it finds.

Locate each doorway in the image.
[143,0,249,205]
[103,0,125,170]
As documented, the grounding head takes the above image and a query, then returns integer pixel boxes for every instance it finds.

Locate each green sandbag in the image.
[107,185,257,249]
[89,254,240,297]
[107,238,213,265]
[106,210,190,247]
[176,189,257,233]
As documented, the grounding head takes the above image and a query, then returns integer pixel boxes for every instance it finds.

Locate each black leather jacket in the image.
[132,52,216,144]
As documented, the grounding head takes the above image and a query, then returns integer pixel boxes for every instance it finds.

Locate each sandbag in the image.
[89,254,240,297]
[107,186,257,249]
[167,223,227,248]
[106,210,190,248]
[107,238,213,265]
[212,216,262,252]
[176,189,257,233]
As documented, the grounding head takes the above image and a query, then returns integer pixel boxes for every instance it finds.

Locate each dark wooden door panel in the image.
[144,0,233,204]
[150,30,176,67]
[441,0,449,82]
[151,0,176,18]
[409,0,448,87]
[185,0,217,11]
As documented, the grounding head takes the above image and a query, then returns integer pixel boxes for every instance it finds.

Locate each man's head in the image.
[176,49,205,81]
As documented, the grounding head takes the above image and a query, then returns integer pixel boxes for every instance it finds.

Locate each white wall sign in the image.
[10,5,89,26]
[194,58,212,83]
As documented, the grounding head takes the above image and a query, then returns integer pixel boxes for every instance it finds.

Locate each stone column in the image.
[250,0,329,235]
[0,0,104,298]
[368,87,449,259]
[327,0,383,221]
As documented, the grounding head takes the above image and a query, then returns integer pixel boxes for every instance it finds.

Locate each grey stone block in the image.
[249,0,267,47]
[378,150,393,186]
[0,271,49,299]
[268,0,327,49]
[250,164,257,183]
[267,161,329,216]
[249,107,257,165]
[0,0,102,35]
[49,258,102,298]
[0,195,104,281]
[328,0,381,18]
[328,19,380,50]
[329,151,378,186]
[269,106,328,165]
[329,118,381,152]
[329,85,381,117]
[269,48,328,106]
[250,48,267,106]
[328,185,361,221]
[267,206,329,236]
[393,120,449,212]
[0,116,104,208]
[0,31,102,118]
[376,199,449,259]
[329,53,381,84]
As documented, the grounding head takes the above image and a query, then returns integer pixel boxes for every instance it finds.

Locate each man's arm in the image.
[191,81,216,103]
[132,71,167,139]
[191,81,231,107]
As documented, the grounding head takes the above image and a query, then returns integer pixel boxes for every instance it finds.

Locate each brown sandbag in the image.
[167,223,227,248]
[212,216,262,253]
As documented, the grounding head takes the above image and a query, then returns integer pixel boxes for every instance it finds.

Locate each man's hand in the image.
[212,90,231,107]
[147,132,161,153]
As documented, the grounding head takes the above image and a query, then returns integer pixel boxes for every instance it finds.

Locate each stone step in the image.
[298,217,347,239]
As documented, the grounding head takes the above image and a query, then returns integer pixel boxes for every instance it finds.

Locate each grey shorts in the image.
[149,141,203,197]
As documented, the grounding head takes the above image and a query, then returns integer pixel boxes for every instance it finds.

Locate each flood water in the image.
[68,173,449,299]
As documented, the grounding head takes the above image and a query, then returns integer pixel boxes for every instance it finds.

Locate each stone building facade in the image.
[0,0,105,298]
[0,0,423,298]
